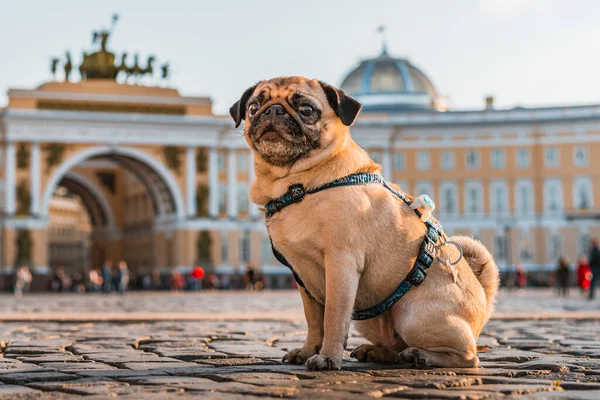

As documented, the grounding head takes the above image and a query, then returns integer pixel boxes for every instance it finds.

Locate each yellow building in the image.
[0,27,598,287]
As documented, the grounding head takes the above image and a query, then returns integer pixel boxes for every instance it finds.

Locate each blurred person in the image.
[88,268,102,292]
[14,266,32,298]
[577,256,592,293]
[170,269,185,292]
[245,263,256,290]
[191,265,205,291]
[589,238,600,300]
[515,263,527,293]
[71,272,85,293]
[51,267,71,292]
[207,272,220,289]
[142,273,152,290]
[21,266,32,293]
[117,261,130,295]
[254,270,265,291]
[152,268,162,290]
[220,274,231,290]
[101,260,113,293]
[556,256,570,297]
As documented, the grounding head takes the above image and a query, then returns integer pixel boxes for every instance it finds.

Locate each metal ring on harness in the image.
[437,241,463,266]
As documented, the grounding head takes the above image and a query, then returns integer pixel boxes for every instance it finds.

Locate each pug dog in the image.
[230,76,499,371]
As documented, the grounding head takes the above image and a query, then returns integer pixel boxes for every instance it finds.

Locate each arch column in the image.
[30,142,41,216]
[4,141,16,215]
[186,146,197,217]
[208,147,219,217]
[248,153,259,219]
[227,148,237,218]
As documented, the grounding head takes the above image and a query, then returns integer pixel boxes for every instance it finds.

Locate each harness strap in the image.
[351,224,439,320]
[266,172,443,320]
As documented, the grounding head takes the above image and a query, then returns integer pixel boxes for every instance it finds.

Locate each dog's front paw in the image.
[397,347,429,368]
[282,348,315,365]
[306,354,342,370]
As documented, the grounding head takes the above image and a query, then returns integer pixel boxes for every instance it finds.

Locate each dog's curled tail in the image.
[451,236,500,324]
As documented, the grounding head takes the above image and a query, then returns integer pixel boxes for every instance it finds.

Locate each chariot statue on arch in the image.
[51,14,169,84]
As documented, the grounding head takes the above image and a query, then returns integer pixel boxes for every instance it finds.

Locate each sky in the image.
[2,0,600,114]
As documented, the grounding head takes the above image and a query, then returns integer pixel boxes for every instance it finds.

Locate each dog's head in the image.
[230,77,362,167]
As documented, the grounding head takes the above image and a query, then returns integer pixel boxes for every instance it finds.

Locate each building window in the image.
[573,177,593,210]
[464,181,483,214]
[217,151,226,171]
[466,150,480,169]
[414,182,433,198]
[237,152,248,172]
[574,146,589,167]
[548,233,562,262]
[395,181,409,193]
[220,231,229,265]
[491,149,505,169]
[439,182,458,215]
[261,235,273,264]
[370,150,382,164]
[516,148,530,168]
[490,180,509,215]
[218,182,227,215]
[545,147,559,168]
[580,232,590,257]
[520,234,532,261]
[237,183,248,213]
[543,179,562,214]
[515,180,534,215]
[239,232,250,264]
[441,151,455,170]
[416,151,430,170]
[494,235,507,261]
[393,152,405,171]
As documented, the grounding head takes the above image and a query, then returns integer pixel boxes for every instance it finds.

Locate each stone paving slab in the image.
[1,289,600,322]
[0,318,599,398]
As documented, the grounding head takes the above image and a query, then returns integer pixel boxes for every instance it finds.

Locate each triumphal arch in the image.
[0,20,263,275]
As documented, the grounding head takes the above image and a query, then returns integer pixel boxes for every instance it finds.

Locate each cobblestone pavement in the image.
[0,290,599,398]
[1,288,599,317]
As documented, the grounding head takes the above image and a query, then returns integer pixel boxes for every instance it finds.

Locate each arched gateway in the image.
[0,20,271,279]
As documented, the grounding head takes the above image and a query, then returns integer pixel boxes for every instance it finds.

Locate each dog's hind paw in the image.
[351,344,398,363]
[306,354,342,370]
[397,347,430,368]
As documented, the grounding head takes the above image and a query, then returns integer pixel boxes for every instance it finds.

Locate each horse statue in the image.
[161,63,169,80]
[64,52,73,82]
[50,58,59,80]
[139,56,155,76]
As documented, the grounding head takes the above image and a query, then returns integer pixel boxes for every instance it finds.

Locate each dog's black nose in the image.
[264,104,285,116]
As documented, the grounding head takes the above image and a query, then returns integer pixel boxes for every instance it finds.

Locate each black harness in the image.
[265,172,444,321]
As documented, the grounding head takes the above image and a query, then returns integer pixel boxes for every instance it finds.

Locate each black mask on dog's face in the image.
[229,77,361,167]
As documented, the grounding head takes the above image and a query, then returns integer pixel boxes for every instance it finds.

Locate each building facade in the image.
[0,30,598,287]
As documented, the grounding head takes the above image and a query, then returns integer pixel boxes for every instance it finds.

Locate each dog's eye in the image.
[248,103,259,117]
[299,105,314,117]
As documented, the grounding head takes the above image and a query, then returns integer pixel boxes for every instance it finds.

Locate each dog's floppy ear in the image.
[318,81,362,126]
[229,84,258,128]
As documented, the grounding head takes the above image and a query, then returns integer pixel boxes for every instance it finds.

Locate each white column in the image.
[185,146,197,217]
[30,142,41,216]
[248,152,259,218]
[5,142,16,215]
[227,148,238,218]
[382,149,392,181]
[208,147,219,217]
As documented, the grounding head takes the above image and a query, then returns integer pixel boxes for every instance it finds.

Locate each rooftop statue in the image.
[50,14,169,85]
